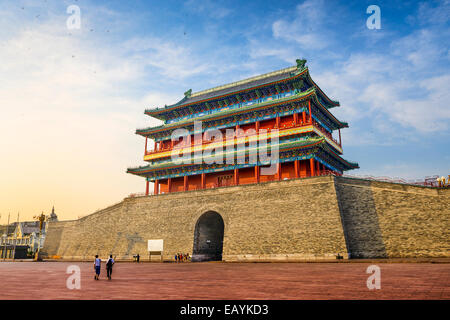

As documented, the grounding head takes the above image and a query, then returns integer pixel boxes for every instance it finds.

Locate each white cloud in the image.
[416,0,450,25]
[248,39,296,63]
[122,37,213,79]
[392,28,449,69]
[272,0,329,49]
[313,38,450,137]
[259,0,450,141]
[0,10,182,221]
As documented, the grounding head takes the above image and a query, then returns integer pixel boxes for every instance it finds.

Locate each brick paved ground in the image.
[0,262,448,300]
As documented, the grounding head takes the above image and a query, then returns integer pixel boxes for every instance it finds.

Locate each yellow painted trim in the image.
[143,125,342,162]
[312,127,343,153]
[143,125,317,161]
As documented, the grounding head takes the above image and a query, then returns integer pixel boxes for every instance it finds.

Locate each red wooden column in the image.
[255,121,260,133]
[294,160,299,178]
[316,160,321,176]
[293,113,298,125]
[168,178,172,193]
[234,168,239,185]
[338,129,342,146]
[184,176,188,191]
[154,140,157,152]
[302,111,306,124]
[154,180,159,195]
[201,173,206,189]
[308,100,312,124]
[276,116,280,128]
[144,137,148,155]
[277,163,282,181]
[145,180,149,195]
[310,158,315,177]
[254,166,260,183]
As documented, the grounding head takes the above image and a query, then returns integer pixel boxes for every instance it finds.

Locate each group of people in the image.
[175,252,190,262]
[93,254,115,280]
[93,252,191,279]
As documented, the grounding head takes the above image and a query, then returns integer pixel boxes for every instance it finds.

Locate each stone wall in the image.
[41,176,450,261]
[42,176,348,261]
[335,176,450,258]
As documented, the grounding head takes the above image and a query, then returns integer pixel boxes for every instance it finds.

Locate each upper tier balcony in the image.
[143,119,342,161]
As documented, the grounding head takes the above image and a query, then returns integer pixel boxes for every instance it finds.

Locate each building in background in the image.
[0,207,58,259]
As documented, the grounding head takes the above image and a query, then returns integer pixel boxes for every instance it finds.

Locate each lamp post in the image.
[33,212,46,261]
[1,234,6,260]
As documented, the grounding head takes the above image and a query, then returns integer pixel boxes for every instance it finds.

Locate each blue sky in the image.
[0,0,449,221]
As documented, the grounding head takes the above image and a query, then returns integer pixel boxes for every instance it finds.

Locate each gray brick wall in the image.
[41,176,450,261]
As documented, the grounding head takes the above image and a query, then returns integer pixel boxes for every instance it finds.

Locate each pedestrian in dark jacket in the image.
[106,255,115,280]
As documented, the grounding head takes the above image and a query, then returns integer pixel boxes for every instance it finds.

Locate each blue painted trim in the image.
[165,90,297,125]
[155,106,308,142]
[147,154,343,181]
[313,156,342,174]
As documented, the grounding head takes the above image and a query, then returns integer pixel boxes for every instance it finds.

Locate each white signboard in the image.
[148,239,163,252]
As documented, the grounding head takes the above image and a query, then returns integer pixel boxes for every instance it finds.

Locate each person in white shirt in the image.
[94,255,101,280]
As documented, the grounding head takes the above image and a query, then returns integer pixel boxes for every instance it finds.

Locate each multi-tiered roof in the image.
[128,59,358,194]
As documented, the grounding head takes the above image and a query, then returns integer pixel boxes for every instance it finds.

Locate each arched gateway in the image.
[192,211,224,262]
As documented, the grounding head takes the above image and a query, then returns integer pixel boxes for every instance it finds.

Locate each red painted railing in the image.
[145,120,340,156]
[311,119,341,146]
[130,170,340,197]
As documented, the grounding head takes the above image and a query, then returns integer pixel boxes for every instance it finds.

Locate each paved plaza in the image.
[0,261,449,300]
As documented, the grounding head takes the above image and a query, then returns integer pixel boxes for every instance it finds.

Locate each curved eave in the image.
[144,66,340,121]
[144,68,309,118]
[137,88,347,138]
[321,143,359,170]
[137,88,315,136]
[304,69,340,108]
[127,137,325,175]
[310,94,347,129]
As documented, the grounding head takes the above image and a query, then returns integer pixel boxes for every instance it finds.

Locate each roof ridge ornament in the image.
[184,89,192,98]
[296,58,307,70]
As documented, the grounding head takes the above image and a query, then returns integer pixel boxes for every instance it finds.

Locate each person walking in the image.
[174,253,178,263]
[106,255,115,280]
[94,255,101,280]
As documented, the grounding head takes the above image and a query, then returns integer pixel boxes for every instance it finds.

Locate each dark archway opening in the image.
[192,211,224,262]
